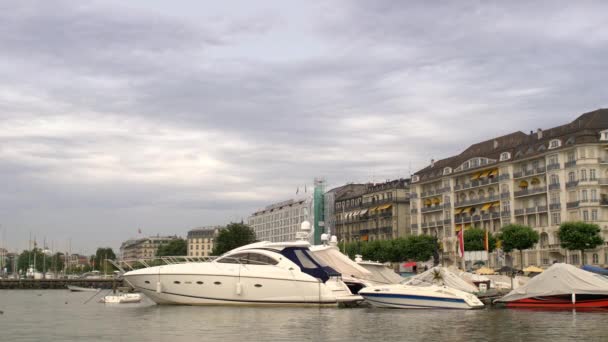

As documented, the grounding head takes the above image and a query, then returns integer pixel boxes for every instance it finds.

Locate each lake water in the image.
[0,290,607,342]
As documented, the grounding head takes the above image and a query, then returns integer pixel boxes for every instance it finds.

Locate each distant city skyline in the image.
[1,1,607,253]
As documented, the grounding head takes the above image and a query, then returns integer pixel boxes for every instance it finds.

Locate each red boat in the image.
[495,263,608,309]
[504,294,608,309]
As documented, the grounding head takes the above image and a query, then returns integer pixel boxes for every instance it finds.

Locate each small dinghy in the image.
[67,285,100,292]
[99,293,143,304]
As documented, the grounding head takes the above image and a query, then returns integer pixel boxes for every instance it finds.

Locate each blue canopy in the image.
[582,265,608,276]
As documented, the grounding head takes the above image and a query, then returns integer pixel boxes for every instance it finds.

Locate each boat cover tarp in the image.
[310,246,372,280]
[582,265,608,276]
[358,262,404,284]
[404,266,480,293]
[496,263,608,302]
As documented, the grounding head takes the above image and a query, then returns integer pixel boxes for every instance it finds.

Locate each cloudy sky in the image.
[1,0,607,254]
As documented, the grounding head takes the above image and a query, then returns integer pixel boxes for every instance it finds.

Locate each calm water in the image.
[0,290,607,342]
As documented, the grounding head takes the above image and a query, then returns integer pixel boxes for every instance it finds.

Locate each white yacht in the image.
[359,283,484,310]
[122,224,361,306]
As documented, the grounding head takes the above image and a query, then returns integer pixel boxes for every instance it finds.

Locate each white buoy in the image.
[236,282,242,295]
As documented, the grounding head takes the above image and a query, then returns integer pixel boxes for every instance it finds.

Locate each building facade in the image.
[248,198,312,242]
[187,227,220,257]
[334,179,411,243]
[324,183,368,236]
[410,109,608,268]
[119,235,180,260]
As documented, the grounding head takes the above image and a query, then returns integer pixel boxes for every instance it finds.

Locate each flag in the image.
[296,187,299,195]
[138,228,142,234]
[457,228,464,258]
[304,184,307,193]
[484,230,489,252]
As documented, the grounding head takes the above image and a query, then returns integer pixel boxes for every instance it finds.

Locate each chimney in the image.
[493,140,499,149]
[537,128,543,140]
[430,159,435,167]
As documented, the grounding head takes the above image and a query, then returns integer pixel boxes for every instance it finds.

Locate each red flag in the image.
[458,228,464,258]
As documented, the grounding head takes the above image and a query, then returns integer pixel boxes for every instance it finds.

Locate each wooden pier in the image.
[0,279,123,290]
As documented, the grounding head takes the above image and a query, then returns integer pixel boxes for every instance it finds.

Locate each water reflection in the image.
[1,291,607,342]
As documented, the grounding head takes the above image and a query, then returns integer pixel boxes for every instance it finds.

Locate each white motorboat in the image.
[359,283,484,310]
[67,285,101,292]
[99,293,143,304]
[356,259,404,285]
[123,223,361,306]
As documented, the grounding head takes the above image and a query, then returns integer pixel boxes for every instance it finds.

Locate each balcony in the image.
[499,174,510,181]
[411,223,419,229]
[546,163,560,171]
[454,217,463,224]
[410,192,418,199]
[550,203,561,210]
[501,211,511,218]
[566,201,580,209]
[514,187,546,198]
[420,187,451,198]
[472,215,481,222]
[601,199,608,206]
[513,167,546,179]
[565,181,579,189]
[421,204,444,213]
[443,219,452,224]
[501,192,510,199]
[525,207,537,214]
[362,197,409,208]
[454,194,500,208]
[454,178,498,192]
[514,209,524,216]
[565,160,576,168]
[410,208,418,214]
[548,183,560,191]
[599,179,608,185]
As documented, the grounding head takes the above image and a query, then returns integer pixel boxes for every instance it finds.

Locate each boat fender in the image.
[156,281,162,294]
[236,282,242,296]
[571,292,576,304]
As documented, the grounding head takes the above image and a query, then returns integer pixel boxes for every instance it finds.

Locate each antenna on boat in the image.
[296,221,311,241]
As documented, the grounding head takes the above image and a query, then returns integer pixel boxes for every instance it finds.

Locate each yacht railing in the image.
[109,255,217,273]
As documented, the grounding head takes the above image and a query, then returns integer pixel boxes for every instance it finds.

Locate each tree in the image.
[93,248,117,273]
[558,221,604,264]
[498,224,539,270]
[212,223,256,255]
[402,235,437,262]
[17,249,52,273]
[156,239,187,256]
[464,228,497,252]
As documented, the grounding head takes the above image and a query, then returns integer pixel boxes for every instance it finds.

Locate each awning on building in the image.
[488,169,498,177]
[455,224,463,232]
[454,208,464,214]
[470,172,482,180]
[462,207,473,214]
[519,180,529,188]
[360,235,369,241]
[432,197,441,204]
[490,202,501,209]
[481,203,493,211]
[359,209,368,215]
[479,170,491,178]
[378,204,392,210]
[424,199,432,206]
[369,206,379,213]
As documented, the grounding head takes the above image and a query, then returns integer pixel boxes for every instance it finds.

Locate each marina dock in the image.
[0,279,123,290]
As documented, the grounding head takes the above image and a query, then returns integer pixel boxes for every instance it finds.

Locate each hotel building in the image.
[120,235,180,260]
[334,179,411,243]
[410,109,608,268]
[248,198,312,242]
[187,227,220,257]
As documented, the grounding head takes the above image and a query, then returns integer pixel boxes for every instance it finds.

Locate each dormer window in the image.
[601,130,608,141]
[443,167,452,175]
[500,152,511,161]
[412,175,420,183]
[548,139,561,149]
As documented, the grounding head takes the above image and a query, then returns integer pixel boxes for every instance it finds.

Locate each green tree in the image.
[464,228,497,252]
[558,221,604,264]
[156,239,188,256]
[498,224,539,270]
[17,249,52,273]
[93,248,117,273]
[212,223,256,255]
[402,235,437,262]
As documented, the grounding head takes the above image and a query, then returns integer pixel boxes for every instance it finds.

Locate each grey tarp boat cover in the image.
[496,263,608,302]
[404,266,480,293]
[310,245,373,280]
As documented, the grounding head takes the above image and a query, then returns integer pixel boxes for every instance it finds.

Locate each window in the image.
[590,169,597,180]
[552,212,561,225]
[592,209,598,221]
[500,152,511,161]
[548,154,558,165]
[502,200,511,212]
[412,175,420,182]
[593,253,599,264]
[582,190,588,202]
[568,172,576,182]
[443,167,452,175]
[591,189,597,201]
[583,210,589,221]
[294,249,318,268]
[571,254,579,264]
[567,151,575,162]
[580,169,587,181]
[548,139,561,149]
[550,174,559,185]
[551,193,560,204]
[579,148,586,159]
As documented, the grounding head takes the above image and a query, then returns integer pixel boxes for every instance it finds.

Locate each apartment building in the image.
[248,198,312,242]
[120,235,180,260]
[410,109,608,267]
[334,179,411,243]
[187,227,220,257]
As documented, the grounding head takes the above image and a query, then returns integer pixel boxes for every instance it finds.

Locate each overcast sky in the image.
[1,0,607,254]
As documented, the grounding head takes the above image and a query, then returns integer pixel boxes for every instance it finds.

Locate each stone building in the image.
[187,227,220,257]
[248,198,312,243]
[410,109,608,267]
[119,235,180,260]
[334,179,411,243]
